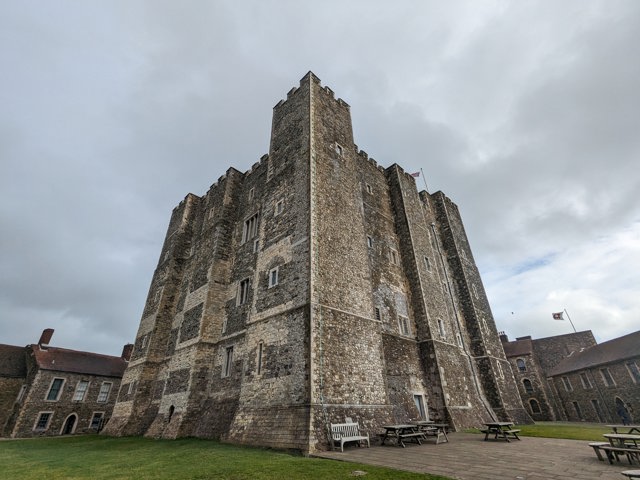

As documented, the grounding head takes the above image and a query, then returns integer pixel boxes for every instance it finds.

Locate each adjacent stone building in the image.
[548,330,639,424]
[501,330,597,421]
[1,329,131,438]
[103,72,531,452]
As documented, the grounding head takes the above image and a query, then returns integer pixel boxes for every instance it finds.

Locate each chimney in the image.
[121,343,134,361]
[498,331,509,343]
[38,328,54,348]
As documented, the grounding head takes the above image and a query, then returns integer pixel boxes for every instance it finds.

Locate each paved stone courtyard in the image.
[313,433,634,479]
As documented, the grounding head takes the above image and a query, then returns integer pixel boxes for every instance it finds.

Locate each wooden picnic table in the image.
[603,433,640,448]
[380,424,424,448]
[608,425,640,435]
[481,422,521,442]
[413,421,449,444]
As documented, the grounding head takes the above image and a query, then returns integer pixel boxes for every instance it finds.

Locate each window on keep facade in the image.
[413,394,427,420]
[600,368,616,387]
[223,346,234,378]
[523,379,533,393]
[268,267,279,288]
[257,342,264,375]
[374,307,381,321]
[561,376,573,392]
[437,319,446,338]
[627,361,640,384]
[46,378,65,401]
[390,249,399,265]
[424,256,431,271]
[16,384,27,403]
[97,382,112,403]
[237,278,251,305]
[516,358,526,372]
[34,412,53,431]
[242,213,259,244]
[591,399,604,422]
[274,199,284,216]
[398,316,410,336]
[580,372,592,389]
[73,380,89,401]
[367,236,373,248]
[529,399,541,414]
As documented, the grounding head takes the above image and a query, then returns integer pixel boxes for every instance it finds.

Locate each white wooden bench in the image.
[330,422,370,452]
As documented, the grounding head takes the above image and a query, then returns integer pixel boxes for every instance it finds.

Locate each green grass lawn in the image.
[0,435,450,480]
[468,421,613,441]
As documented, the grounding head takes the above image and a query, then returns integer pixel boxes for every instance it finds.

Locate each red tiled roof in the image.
[502,337,533,357]
[549,330,640,376]
[30,345,127,378]
[0,344,27,377]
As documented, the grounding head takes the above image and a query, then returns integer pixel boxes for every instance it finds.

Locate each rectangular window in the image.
[237,278,250,305]
[390,249,399,265]
[46,378,64,401]
[424,256,431,271]
[97,382,112,403]
[456,333,463,347]
[268,267,279,288]
[367,236,373,248]
[561,376,573,392]
[572,401,583,420]
[34,412,52,431]
[16,384,27,403]
[600,368,615,386]
[90,412,104,430]
[374,307,381,321]
[335,143,343,156]
[366,183,372,194]
[208,208,215,220]
[223,346,234,377]
[627,361,640,383]
[274,199,284,216]
[413,394,427,420]
[127,380,137,395]
[73,380,89,401]
[591,399,604,422]
[398,316,410,336]
[257,342,263,375]
[580,372,592,389]
[437,319,445,338]
[248,187,255,202]
[242,213,259,244]
[253,239,260,253]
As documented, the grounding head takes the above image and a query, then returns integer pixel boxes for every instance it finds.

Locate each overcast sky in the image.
[1,1,638,356]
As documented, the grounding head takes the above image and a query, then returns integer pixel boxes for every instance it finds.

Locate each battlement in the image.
[274,71,350,110]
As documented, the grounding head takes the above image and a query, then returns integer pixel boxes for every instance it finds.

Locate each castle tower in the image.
[103,72,530,451]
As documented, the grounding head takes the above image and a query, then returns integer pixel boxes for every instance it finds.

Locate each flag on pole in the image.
[552,312,564,320]
[410,171,420,177]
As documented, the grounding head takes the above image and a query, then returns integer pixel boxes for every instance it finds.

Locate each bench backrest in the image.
[330,422,361,439]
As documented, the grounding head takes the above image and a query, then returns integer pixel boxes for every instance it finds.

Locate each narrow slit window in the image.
[257,342,264,375]
[268,267,279,288]
[223,346,234,377]
[238,278,251,305]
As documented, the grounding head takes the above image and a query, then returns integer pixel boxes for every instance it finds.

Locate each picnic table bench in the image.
[600,445,640,465]
[480,422,521,442]
[380,424,425,447]
[330,422,370,452]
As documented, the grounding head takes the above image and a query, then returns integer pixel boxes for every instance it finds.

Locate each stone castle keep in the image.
[103,72,530,451]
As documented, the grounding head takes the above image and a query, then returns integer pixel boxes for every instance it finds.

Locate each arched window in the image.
[516,358,526,372]
[529,399,541,414]
[523,379,533,393]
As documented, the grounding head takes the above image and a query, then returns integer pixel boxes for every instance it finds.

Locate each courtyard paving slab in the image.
[313,433,634,479]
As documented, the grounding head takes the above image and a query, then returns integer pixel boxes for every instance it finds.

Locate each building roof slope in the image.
[549,330,640,376]
[30,345,127,378]
[0,344,27,377]
[502,337,533,357]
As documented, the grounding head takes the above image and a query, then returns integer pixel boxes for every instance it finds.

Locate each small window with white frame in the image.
[90,412,105,430]
[237,278,251,305]
[45,378,65,401]
[33,412,53,431]
[73,380,89,402]
[600,368,615,387]
[390,249,399,265]
[242,213,259,244]
[97,382,112,403]
[274,199,284,216]
[367,236,373,248]
[268,267,279,288]
[248,187,255,202]
[413,394,427,420]
[561,376,573,391]
[437,319,446,338]
[16,384,27,403]
[223,346,234,377]
[127,380,137,395]
[627,361,640,383]
[398,316,410,336]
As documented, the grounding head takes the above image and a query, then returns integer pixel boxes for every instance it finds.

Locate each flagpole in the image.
[420,168,429,192]
[563,309,577,333]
